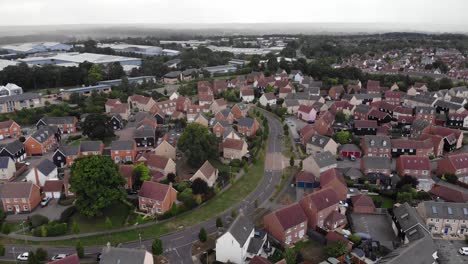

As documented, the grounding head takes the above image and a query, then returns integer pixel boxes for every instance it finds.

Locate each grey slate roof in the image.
[246,234,266,255]
[1,140,24,154]
[407,95,436,105]
[100,247,149,264]
[450,96,465,105]
[80,141,103,152]
[57,145,79,156]
[364,135,391,149]
[164,71,181,78]
[237,117,255,127]
[0,93,41,104]
[227,214,254,247]
[0,156,11,169]
[310,151,336,168]
[134,128,155,138]
[434,99,463,110]
[420,201,468,220]
[308,134,333,148]
[354,104,372,114]
[362,156,391,170]
[39,116,75,125]
[36,159,56,176]
[111,140,135,150]
[30,126,57,143]
[414,106,435,114]
[283,99,299,107]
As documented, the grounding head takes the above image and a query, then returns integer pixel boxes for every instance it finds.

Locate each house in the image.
[163,71,181,84]
[384,90,404,105]
[295,171,316,189]
[0,140,26,162]
[240,87,255,103]
[416,201,468,237]
[291,70,304,83]
[361,135,391,157]
[366,80,381,94]
[110,114,124,130]
[212,120,230,138]
[353,120,378,136]
[211,98,227,113]
[36,116,78,134]
[199,94,214,106]
[314,111,335,136]
[231,103,249,120]
[99,246,154,264]
[52,145,79,168]
[414,106,436,124]
[212,80,229,95]
[138,181,177,215]
[339,144,361,158]
[306,135,337,155]
[79,140,104,157]
[143,154,176,176]
[283,99,300,114]
[0,120,21,139]
[390,138,434,157]
[223,138,248,160]
[396,155,433,191]
[361,156,391,176]
[320,168,348,201]
[193,113,210,127]
[0,156,15,182]
[215,108,235,124]
[446,111,468,128]
[237,117,259,137]
[303,151,337,177]
[134,128,156,148]
[190,160,218,187]
[223,127,242,141]
[24,126,60,156]
[429,183,468,203]
[328,85,345,100]
[119,165,136,190]
[0,93,43,113]
[110,140,137,163]
[297,105,317,123]
[216,214,267,263]
[263,203,308,246]
[0,182,41,213]
[42,180,64,199]
[434,100,465,115]
[155,138,176,160]
[299,124,316,146]
[259,92,277,107]
[353,104,372,120]
[299,188,341,230]
[437,153,468,183]
[26,159,58,187]
[368,109,392,124]
[420,125,463,152]
[127,95,156,112]
[48,254,80,264]
[351,195,375,214]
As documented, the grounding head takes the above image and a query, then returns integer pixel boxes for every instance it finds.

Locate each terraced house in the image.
[417,201,468,237]
[24,126,60,156]
[36,116,78,134]
[0,120,21,139]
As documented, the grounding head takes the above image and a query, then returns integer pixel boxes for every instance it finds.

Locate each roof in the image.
[354,120,378,128]
[111,140,135,150]
[0,182,37,199]
[36,159,56,175]
[303,188,340,211]
[363,135,391,149]
[262,92,276,101]
[129,94,152,105]
[146,154,170,170]
[391,138,432,150]
[0,92,41,104]
[134,128,155,138]
[139,181,174,201]
[270,203,307,230]
[296,171,315,183]
[100,246,149,264]
[39,116,76,126]
[351,194,375,208]
[340,144,361,153]
[0,120,15,129]
[362,156,391,169]
[226,214,254,247]
[298,105,315,113]
[308,134,333,148]
[445,152,468,170]
[397,155,431,171]
[0,156,11,169]
[1,140,24,155]
[430,183,468,203]
[223,138,245,150]
[80,141,103,152]
[198,160,217,178]
[420,201,468,220]
[119,164,134,180]
[57,145,79,156]
[237,117,256,128]
[306,151,336,168]
[30,126,57,144]
[42,180,64,192]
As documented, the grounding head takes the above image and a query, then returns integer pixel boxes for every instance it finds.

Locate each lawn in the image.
[295,240,326,263]
[209,159,241,174]
[9,149,266,247]
[70,203,132,233]
[370,195,395,209]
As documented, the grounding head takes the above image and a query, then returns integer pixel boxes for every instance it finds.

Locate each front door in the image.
[14,205,20,213]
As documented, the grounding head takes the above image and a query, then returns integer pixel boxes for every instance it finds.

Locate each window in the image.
[6,206,12,211]
[23,205,28,211]
[57,156,61,160]
[21,198,26,203]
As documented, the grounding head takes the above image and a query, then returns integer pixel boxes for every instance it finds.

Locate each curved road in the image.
[0,109,284,264]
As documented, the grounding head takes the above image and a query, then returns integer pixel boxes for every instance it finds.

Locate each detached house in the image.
[297,105,317,123]
[231,103,249,120]
[0,182,41,213]
[240,87,255,103]
[299,188,341,230]
[396,155,433,191]
[26,159,58,187]
[0,156,16,182]
[155,138,176,160]
[0,120,21,139]
[138,181,177,215]
[222,138,248,161]
[264,203,308,247]
[215,108,235,124]
[127,95,156,112]
[303,151,337,177]
[79,141,104,156]
[437,153,468,183]
[306,135,337,155]
[211,98,227,113]
[24,126,60,156]
[36,116,78,134]
[110,140,137,163]
[190,160,218,187]
[259,92,277,107]
[237,117,259,137]
[144,154,176,176]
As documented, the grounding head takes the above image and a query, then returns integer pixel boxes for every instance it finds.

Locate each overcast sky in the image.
[1,0,467,27]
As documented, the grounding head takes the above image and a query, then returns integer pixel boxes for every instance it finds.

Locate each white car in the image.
[41,197,51,207]
[17,252,29,261]
[459,247,468,255]
[51,254,68,260]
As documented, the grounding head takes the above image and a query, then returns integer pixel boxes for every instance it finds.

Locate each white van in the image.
[459,247,468,255]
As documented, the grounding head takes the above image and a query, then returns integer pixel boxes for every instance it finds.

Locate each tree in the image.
[152,238,163,255]
[81,113,115,141]
[335,111,347,123]
[216,217,223,229]
[348,234,362,244]
[35,248,47,261]
[76,241,84,258]
[167,172,176,183]
[27,251,39,264]
[178,188,196,208]
[88,64,104,85]
[105,217,113,230]
[72,221,80,234]
[335,131,351,144]
[178,123,219,167]
[397,192,413,203]
[396,176,419,189]
[191,178,210,195]
[290,156,295,167]
[284,247,297,264]
[444,173,458,184]
[199,227,207,242]
[325,241,349,258]
[133,163,151,189]
[70,156,126,217]
[107,62,125,80]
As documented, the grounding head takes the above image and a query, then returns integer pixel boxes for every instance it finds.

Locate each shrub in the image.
[29,214,49,228]
[76,241,84,258]
[199,227,207,242]
[152,238,163,255]
[0,244,5,256]
[0,209,5,222]
[1,223,11,234]
[348,234,362,245]
[59,206,77,223]
[35,248,48,261]
[33,222,68,237]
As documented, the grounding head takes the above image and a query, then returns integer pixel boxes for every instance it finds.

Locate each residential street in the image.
[0,109,284,264]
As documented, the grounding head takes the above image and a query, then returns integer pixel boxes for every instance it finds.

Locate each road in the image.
[1,109,284,264]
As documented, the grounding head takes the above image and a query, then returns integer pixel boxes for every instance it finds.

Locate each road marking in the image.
[171,236,184,241]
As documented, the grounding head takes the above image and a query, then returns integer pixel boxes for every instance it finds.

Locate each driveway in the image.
[5,199,71,222]
[434,239,467,264]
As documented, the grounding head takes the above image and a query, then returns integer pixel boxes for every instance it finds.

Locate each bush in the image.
[0,244,5,256]
[348,234,362,245]
[59,206,77,223]
[76,242,84,258]
[58,197,75,206]
[0,209,5,222]
[35,248,48,261]
[152,238,163,255]
[33,222,68,237]
[199,227,207,242]
[1,223,11,234]
[29,214,49,228]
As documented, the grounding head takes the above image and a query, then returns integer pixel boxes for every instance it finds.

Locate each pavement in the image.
[0,108,285,264]
[434,239,467,264]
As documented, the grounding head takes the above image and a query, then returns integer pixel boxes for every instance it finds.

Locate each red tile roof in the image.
[298,105,314,114]
[397,155,431,170]
[430,184,468,202]
[223,138,245,150]
[0,120,15,129]
[391,138,433,149]
[271,203,307,230]
[446,153,468,170]
[354,120,378,128]
[119,165,134,180]
[42,180,64,192]
[129,95,152,105]
[139,181,174,201]
[296,171,316,184]
[145,154,170,170]
[198,160,217,179]
[304,188,340,211]
[350,194,375,208]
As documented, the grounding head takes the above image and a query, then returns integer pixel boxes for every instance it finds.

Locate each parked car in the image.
[51,254,68,261]
[350,155,356,161]
[17,252,29,261]
[41,197,51,207]
[459,247,468,255]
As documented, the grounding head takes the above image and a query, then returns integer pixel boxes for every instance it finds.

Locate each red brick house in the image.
[396,155,431,178]
[319,169,348,201]
[351,195,376,214]
[314,111,334,136]
[237,117,259,137]
[324,211,347,230]
[231,103,249,120]
[299,188,341,230]
[263,203,308,247]
[119,165,136,190]
[212,120,230,138]
[366,80,381,94]
[215,109,235,124]
[390,138,434,157]
[299,125,316,146]
[328,85,345,100]
[24,126,60,156]
[429,184,468,203]
[110,140,137,163]
[0,182,41,213]
[361,135,391,158]
[138,181,177,215]
[175,96,191,112]
[384,90,404,105]
[0,120,21,140]
[437,153,468,183]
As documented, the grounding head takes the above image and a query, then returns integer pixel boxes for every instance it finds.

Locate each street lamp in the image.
[12,246,17,264]
[138,232,142,248]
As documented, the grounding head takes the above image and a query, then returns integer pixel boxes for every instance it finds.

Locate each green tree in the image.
[216,217,223,228]
[397,192,413,203]
[27,251,39,264]
[107,62,125,80]
[444,173,458,184]
[72,221,80,234]
[0,244,4,256]
[290,156,295,167]
[335,131,351,144]
[177,123,219,167]
[199,227,207,242]
[325,241,349,258]
[70,156,126,217]
[105,217,113,230]
[348,234,362,244]
[284,247,297,264]
[88,64,104,85]
[133,163,151,189]
[335,111,347,123]
[76,241,84,258]
[81,113,115,141]
[152,238,163,255]
[35,248,47,261]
